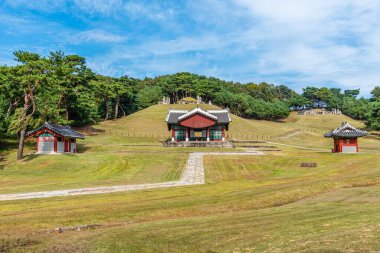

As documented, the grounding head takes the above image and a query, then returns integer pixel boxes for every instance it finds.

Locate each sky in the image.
[1,0,380,96]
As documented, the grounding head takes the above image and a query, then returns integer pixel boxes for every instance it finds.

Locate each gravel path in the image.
[0,151,264,201]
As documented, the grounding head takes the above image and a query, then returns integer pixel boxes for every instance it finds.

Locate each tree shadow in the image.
[0,138,19,170]
[0,155,5,170]
[22,153,40,162]
[74,125,105,136]
[76,143,91,153]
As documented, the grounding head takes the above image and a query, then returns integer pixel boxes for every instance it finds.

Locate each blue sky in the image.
[1,0,380,96]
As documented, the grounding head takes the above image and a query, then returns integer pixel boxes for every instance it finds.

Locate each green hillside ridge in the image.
[94,104,365,137]
[90,104,377,151]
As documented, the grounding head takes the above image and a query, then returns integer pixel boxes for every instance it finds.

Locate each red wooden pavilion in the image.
[324,122,367,153]
[26,122,84,154]
[165,107,231,143]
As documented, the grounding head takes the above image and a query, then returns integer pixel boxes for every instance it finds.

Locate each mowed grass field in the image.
[0,149,380,252]
[0,104,380,252]
[89,104,380,152]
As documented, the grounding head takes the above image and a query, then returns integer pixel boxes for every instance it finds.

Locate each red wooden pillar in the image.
[54,137,57,153]
[36,137,39,152]
[171,129,175,142]
[355,138,359,152]
[74,139,77,153]
[333,139,338,152]
[207,128,210,141]
[186,128,189,141]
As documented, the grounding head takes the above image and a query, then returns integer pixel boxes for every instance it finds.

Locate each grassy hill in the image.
[1,105,380,252]
[89,104,377,152]
[93,104,366,137]
[0,105,378,195]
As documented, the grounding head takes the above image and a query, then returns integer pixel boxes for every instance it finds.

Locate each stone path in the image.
[0,151,264,201]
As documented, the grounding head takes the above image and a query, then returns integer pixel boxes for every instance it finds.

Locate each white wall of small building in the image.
[57,142,64,153]
[342,146,357,153]
[37,139,54,154]
[37,137,77,154]
[70,142,76,153]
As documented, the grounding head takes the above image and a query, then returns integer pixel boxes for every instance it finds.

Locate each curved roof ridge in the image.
[178,107,217,121]
[324,121,367,138]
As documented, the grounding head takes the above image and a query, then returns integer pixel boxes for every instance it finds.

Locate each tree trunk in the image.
[64,95,69,121]
[17,128,26,160]
[114,95,120,119]
[57,92,64,110]
[119,104,126,117]
[17,93,32,161]
[6,99,19,118]
[104,98,109,120]
[6,101,12,118]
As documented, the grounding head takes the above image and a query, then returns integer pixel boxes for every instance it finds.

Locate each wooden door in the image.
[64,139,70,152]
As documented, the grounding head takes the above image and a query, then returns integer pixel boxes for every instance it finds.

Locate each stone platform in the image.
[163,141,235,148]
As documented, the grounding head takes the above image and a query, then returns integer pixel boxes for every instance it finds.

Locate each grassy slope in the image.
[0,105,380,252]
[0,149,379,252]
[2,104,376,194]
[0,152,186,194]
[93,104,378,151]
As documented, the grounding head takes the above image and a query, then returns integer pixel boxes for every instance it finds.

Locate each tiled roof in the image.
[178,107,217,121]
[324,122,367,138]
[26,122,85,139]
[166,107,231,124]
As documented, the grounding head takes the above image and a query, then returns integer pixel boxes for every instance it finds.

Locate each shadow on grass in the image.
[0,137,19,169]
[22,154,40,162]
[76,143,91,153]
[0,155,5,170]
[75,125,106,136]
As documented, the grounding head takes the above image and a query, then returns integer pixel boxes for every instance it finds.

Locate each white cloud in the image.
[226,0,380,95]
[123,1,176,21]
[67,29,127,44]
[3,0,67,13]
[73,0,123,16]
[2,0,380,96]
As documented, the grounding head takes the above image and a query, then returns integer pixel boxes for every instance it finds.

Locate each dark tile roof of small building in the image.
[324,122,367,138]
[26,122,85,139]
[166,107,231,124]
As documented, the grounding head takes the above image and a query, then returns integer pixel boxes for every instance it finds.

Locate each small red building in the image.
[26,122,84,154]
[324,122,367,153]
[165,107,231,143]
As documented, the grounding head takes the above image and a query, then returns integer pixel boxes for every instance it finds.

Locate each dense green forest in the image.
[1,51,380,159]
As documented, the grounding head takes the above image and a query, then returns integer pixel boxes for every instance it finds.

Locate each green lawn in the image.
[0,105,380,252]
[1,149,380,252]
[0,149,188,194]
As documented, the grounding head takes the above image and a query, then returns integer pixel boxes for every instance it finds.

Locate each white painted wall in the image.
[57,142,64,153]
[70,142,76,153]
[38,141,54,153]
[342,146,357,153]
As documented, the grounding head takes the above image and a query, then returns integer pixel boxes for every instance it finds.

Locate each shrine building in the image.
[165,107,231,143]
[324,122,367,153]
[26,122,84,154]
